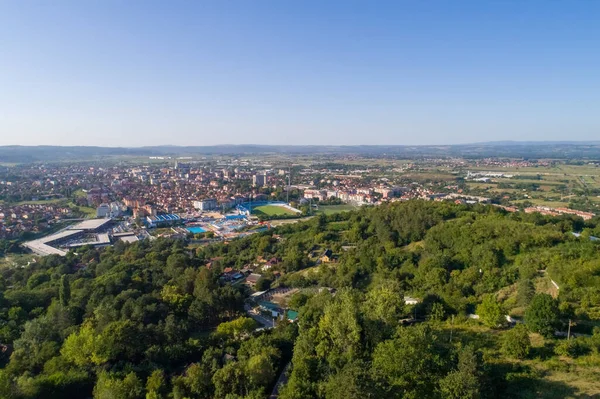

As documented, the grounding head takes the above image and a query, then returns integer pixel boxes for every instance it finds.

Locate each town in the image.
[4,1,600,397]
[1,154,598,258]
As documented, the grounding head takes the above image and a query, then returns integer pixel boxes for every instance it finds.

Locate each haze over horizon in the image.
[1,1,600,147]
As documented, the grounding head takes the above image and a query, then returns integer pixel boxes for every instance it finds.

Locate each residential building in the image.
[193,199,217,211]
[96,203,110,218]
[253,173,267,187]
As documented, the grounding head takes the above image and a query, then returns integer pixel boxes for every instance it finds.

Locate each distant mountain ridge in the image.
[472,140,600,146]
[1,142,600,162]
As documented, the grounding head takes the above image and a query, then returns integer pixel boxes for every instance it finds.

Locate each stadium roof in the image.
[23,218,113,256]
[66,233,111,248]
[41,229,82,244]
[150,214,180,221]
[69,218,112,231]
[22,240,68,256]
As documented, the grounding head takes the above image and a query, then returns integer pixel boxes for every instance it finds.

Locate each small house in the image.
[246,273,262,287]
[320,249,333,263]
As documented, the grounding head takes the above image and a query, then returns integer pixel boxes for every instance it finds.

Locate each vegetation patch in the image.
[316,204,358,214]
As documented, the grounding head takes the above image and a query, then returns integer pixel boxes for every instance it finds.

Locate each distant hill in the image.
[1,142,600,162]
[473,140,600,146]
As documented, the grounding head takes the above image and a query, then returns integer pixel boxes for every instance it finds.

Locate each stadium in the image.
[23,218,114,256]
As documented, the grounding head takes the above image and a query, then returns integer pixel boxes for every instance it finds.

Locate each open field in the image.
[8,197,96,218]
[269,217,314,227]
[441,322,600,398]
[15,198,63,206]
[403,172,456,181]
[463,162,600,214]
[252,204,297,216]
[513,198,571,208]
[67,202,97,217]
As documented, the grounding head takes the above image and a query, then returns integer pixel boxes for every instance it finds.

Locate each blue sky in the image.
[1,1,599,146]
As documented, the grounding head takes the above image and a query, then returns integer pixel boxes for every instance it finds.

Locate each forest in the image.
[1,200,600,398]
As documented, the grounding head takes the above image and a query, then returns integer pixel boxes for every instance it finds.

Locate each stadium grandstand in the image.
[145,214,181,228]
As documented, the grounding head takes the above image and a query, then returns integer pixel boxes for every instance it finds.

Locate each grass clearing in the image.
[68,203,97,217]
[9,197,97,218]
[15,198,63,205]
[447,322,600,398]
[0,254,38,270]
[403,240,424,252]
[269,217,314,226]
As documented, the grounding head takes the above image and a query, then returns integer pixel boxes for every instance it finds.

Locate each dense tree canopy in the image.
[0,200,599,398]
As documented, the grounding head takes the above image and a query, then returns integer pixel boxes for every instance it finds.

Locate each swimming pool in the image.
[187,226,207,234]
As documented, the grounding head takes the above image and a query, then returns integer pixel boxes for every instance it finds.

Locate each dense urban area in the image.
[1,145,600,398]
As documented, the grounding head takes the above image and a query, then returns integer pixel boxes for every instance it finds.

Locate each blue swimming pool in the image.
[187,226,207,234]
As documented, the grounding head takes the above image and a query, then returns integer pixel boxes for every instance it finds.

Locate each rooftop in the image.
[69,218,112,231]
[22,240,68,256]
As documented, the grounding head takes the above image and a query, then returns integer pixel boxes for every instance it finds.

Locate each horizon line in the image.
[2,140,600,149]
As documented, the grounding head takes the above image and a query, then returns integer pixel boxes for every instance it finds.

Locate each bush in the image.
[501,324,531,359]
[554,339,590,358]
[476,295,505,328]
[525,294,559,338]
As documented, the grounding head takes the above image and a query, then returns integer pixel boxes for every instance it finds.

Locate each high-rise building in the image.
[253,173,267,187]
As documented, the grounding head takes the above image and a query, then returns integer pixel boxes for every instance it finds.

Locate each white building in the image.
[109,202,126,217]
[326,190,339,199]
[193,199,218,211]
[303,189,327,201]
[96,203,110,218]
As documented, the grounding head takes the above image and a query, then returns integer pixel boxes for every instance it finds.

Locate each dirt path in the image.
[270,362,291,398]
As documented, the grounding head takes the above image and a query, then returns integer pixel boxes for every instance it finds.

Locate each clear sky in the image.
[1,1,599,146]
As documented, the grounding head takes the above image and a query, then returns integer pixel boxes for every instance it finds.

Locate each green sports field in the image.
[253,204,297,216]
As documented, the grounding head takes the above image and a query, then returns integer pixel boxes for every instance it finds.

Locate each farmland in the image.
[463,162,600,213]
